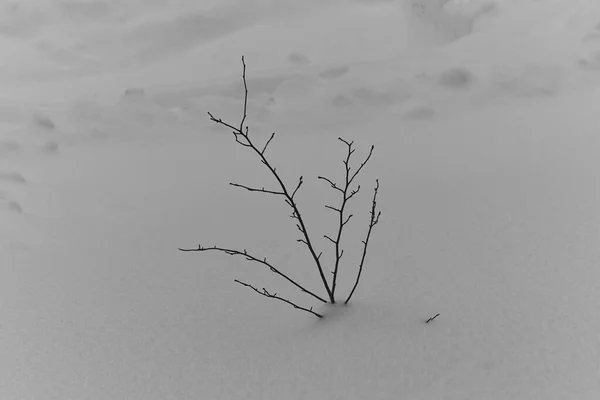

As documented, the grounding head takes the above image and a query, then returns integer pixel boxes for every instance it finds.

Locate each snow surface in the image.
[2,0,600,399]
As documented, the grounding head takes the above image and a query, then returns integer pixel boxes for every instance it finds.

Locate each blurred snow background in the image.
[2,0,600,399]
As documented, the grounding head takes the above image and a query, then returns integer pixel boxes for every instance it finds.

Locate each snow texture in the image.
[2,1,600,399]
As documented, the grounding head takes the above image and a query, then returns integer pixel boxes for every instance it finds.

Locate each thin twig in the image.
[349,144,375,185]
[235,279,323,318]
[324,205,341,213]
[346,186,360,201]
[425,313,440,324]
[317,176,344,193]
[207,113,242,135]
[261,132,275,155]
[291,176,303,200]
[229,183,284,196]
[342,214,353,226]
[345,179,381,304]
[324,235,336,244]
[239,56,249,134]
[179,245,328,303]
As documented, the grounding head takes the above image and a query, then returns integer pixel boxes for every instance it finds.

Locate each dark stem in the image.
[425,313,441,324]
[345,179,381,305]
[234,279,323,318]
[318,138,376,301]
[206,56,334,303]
[179,245,328,303]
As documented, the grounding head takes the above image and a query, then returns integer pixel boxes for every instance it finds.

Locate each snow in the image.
[2,0,600,399]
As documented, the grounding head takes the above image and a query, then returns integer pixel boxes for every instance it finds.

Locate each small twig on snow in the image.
[425,313,441,324]
[204,56,334,303]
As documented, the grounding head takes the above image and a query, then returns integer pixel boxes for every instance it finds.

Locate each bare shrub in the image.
[180,57,381,318]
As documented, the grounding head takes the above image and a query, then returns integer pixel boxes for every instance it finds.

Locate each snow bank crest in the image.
[403,0,497,47]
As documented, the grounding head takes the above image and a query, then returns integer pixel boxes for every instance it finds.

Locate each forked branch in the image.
[345,179,381,304]
[318,138,376,300]
[204,56,334,303]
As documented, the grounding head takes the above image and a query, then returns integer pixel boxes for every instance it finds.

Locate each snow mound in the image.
[32,112,56,130]
[120,87,147,104]
[0,172,27,184]
[438,66,476,89]
[403,0,497,47]
[0,194,23,214]
[42,140,59,154]
[287,52,311,67]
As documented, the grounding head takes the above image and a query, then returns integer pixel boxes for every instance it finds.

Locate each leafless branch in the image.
[261,132,275,155]
[338,137,353,148]
[346,186,361,201]
[317,176,344,193]
[324,235,336,244]
[324,205,341,213]
[291,176,304,199]
[186,57,381,313]
[233,134,252,147]
[229,182,284,196]
[179,245,328,303]
[205,56,334,302]
[321,137,376,300]
[207,112,238,132]
[345,179,381,304]
[234,279,323,318]
[342,214,353,227]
